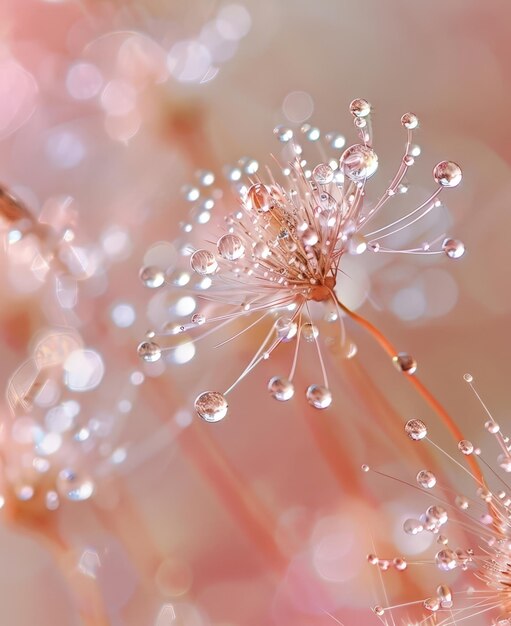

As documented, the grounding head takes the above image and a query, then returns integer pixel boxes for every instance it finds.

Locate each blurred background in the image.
[0,0,510,624]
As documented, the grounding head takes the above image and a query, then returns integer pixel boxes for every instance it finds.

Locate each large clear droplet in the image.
[253,241,270,259]
[424,598,440,613]
[403,518,423,535]
[427,505,448,525]
[401,112,419,129]
[190,249,218,275]
[247,183,271,212]
[417,470,436,489]
[313,163,334,185]
[57,469,94,501]
[275,317,298,341]
[268,376,294,401]
[349,98,371,118]
[433,161,462,187]
[458,440,474,455]
[442,238,465,259]
[301,323,319,342]
[139,266,165,288]
[436,548,457,571]
[393,352,417,374]
[405,418,427,440]
[217,234,245,260]
[137,341,162,363]
[339,144,378,182]
[306,384,332,409]
[191,313,205,325]
[194,391,228,422]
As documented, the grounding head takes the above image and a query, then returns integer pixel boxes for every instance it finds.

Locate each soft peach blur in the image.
[0,1,510,625]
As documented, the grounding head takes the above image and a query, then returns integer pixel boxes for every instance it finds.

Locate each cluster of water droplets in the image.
[367,376,511,623]
[138,99,465,422]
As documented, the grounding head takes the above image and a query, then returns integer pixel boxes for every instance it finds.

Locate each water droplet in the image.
[253,241,270,259]
[268,376,294,401]
[485,420,500,434]
[57,469,94,501]
[349,98,371,118]
[194,391,228,422]
[427,505,448,525]
[393,352,417,374]
[139,266,165,288]
[458,440,474,455]
[405,418,427,440]
[437,584,453,609]
[442,238,465,259]
[247,183,271,212]
[393,557,407,571]
[191,313,205,325]
[403,518,423,535]
[137,341,162,363]
[301,323,319,342]
[306,384,332,409]
[401,112,419,129]
[463,373,473,383]
[313,163,334,185]
[273,125,293,142]
[217,234,245,260]
[190,249,218,275]
[302,227,318,246]
[339,144,378,182]
[424,597,440,612]
[373,606,384,617]
[275,317,298,341]
[433,161,462,187]
[436,548,457,571]
[417,470,436,489]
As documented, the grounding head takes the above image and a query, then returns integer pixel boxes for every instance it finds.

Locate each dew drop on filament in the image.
[139,266,165,288]
[442,238,465,259]
[267,376,294,401]
[405,418,427,440]
[137,341,162,363]
[194,391,228,422]
[339,144,378,182]
[217,234,245,260]
[190,249,218,275]
[306,384,332,409]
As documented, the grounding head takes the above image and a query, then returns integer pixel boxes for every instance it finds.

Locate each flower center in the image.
[308,275,336,302]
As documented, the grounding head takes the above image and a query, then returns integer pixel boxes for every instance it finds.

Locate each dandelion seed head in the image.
[139,100,465,421]
[367,376,511,624]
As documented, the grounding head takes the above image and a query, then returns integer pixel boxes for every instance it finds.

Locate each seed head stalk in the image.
[334,294,484,484]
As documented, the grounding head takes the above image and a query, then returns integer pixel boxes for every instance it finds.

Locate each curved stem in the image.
[334,295,484,484]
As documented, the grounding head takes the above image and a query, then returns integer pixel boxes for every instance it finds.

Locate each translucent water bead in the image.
[267,377,294,401]
[194,391,228,422]
[339,144,378,182]
[137,341,162,362]
[433,161,462,187]
[306,384,332,409]
[405,418,427,440]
